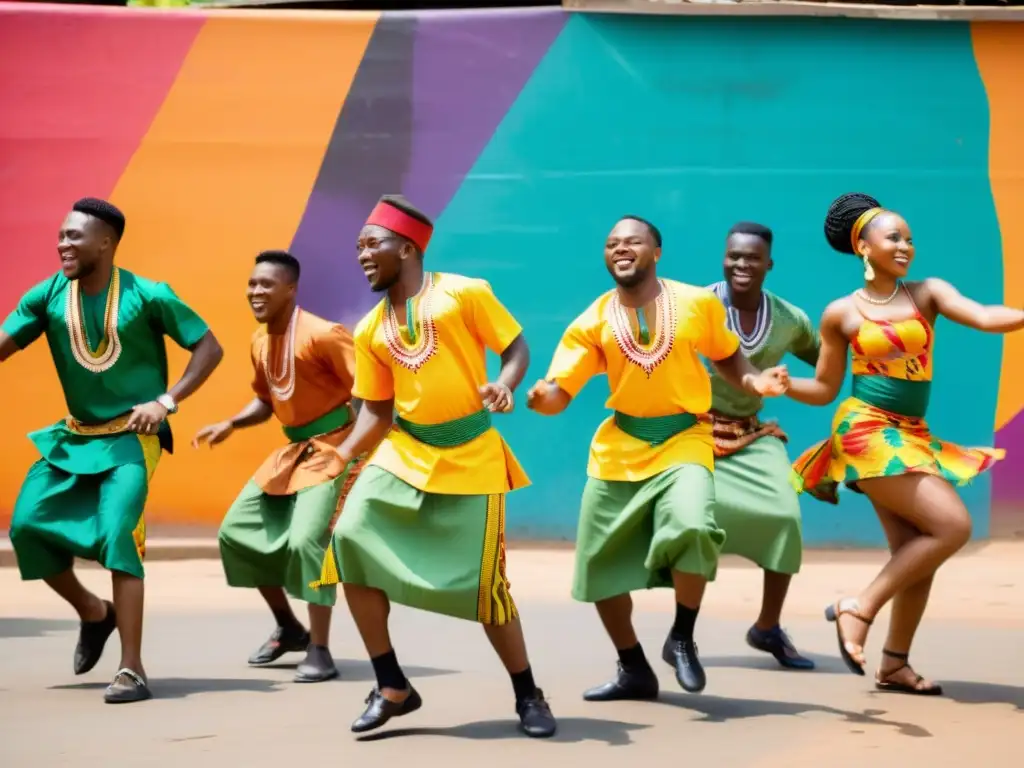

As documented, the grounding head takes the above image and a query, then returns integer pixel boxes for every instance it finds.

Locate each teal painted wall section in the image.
[430,16,1002,546]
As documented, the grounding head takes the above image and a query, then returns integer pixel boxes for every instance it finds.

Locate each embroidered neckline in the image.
[712,281,773,356]
[383,272,438,373]
[264,306,300,401]
[607,280,676,377]
[66,268,122,374]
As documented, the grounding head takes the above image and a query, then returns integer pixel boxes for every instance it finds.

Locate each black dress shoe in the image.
[247,625,310,666]
[516,688,557,738]
[294,644,339,683]
[74,600,117,675]
[662,635,706,693]
[582,662,659,701]
[351,687,423,733]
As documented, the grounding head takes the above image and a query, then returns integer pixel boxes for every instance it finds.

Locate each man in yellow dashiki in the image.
[192,251,367,683]
[526,215,789,701]
[787,192,1022,696]
[309,194,557,738]
[703,222,820,670]
[0,198,223,704]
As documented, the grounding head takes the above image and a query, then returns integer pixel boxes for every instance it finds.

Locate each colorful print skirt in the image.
[791,396,1004,505]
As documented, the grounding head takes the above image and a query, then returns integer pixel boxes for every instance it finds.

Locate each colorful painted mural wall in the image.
[1,4,1022,545]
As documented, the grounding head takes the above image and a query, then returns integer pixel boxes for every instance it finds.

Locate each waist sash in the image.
[282,403,353,443]
[852,375,931,419]
[613,411,697,446]
[395,409,493,448]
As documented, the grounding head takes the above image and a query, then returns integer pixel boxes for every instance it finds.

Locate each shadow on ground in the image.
[701,653,849,674]
[659,692,932,737]
[261,659,457,682]
[50,677,285,698]
[872,680,1024,712]
[357,716,650,745]
[0,617,77,639]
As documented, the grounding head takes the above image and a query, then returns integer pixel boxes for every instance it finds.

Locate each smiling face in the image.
[246,261,296,325]
[356,224,415,293]
[57,211,111,280]
[857,212,914,279]
[723,232,771,298]
[604,218,660,288]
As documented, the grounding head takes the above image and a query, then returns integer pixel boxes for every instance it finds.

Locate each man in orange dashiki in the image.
[193,251,366,683]
[309,195,557,739]
[527,215,788,701]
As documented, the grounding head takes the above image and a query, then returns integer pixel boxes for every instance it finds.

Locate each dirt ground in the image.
[1,543,1022,767]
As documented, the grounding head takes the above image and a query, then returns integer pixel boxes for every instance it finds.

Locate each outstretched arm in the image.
[192,396,273,449]
[711,350,788,397]
[925,278,1024,333]
[784,303,848,406]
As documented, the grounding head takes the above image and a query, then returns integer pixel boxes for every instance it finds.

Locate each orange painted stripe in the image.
[972,23,1024,431]
[109,13,379,524]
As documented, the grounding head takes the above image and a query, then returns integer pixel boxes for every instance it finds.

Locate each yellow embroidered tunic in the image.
[353,272,529,495]
[546,280,741,482]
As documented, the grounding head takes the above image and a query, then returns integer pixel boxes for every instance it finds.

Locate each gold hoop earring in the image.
[863,255,875,281]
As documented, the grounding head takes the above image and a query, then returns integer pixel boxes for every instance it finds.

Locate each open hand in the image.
[751,365,790,397]
[125,401,168,436]
[479,382,513,413]
[192,420,234,449]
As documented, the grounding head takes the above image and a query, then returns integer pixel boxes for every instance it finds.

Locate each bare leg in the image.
[482,617,530,674]
[831,474,972,667]
[756,571,791,631]
[111,572,145,676]
[595,593,639,650]
[672,570,706,609]
[873,504,940,692]
[45,568,107,622]
[343,583,406,700]
[307,604,331,647]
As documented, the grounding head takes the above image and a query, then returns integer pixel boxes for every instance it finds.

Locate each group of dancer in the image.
[2,192,1021,736]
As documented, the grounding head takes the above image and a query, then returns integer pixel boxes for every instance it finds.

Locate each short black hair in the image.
[727,221,773,248]
[824,192,884,255]
[72,197,126,241]
[619,215,662,248]
[255,250,301,283]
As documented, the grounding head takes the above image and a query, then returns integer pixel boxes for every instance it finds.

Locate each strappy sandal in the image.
[875,649,943,696]
[103,668,153,704]
[824,598,872,676]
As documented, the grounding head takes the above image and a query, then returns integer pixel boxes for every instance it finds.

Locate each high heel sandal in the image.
[824,598,872,676]
[875,649,943,696]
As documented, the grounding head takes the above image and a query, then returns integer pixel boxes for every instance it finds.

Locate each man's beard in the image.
[370,272,399,293]
[69,261,96,281]
[610,266,648,289]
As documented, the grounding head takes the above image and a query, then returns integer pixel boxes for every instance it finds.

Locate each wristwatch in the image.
[157,393,178,414]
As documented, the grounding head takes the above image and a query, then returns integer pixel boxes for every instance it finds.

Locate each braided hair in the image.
[823,193,882,255]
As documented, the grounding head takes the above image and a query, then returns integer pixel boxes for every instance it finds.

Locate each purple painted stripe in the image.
[994,412,1024,501]
[290,8,566,328]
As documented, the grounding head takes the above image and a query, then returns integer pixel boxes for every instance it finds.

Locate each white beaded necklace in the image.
[264,306,299,401]
[857,281,902,306]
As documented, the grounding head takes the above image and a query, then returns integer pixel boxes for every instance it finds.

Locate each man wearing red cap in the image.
[309,195,556,739]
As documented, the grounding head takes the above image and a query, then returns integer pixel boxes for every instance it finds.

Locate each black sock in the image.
[370,649,408,691]
[617,643,651,671]
[271,607,304,635]
[510,666,537,703]
[671,603,699,641]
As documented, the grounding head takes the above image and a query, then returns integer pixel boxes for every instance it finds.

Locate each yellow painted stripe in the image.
[109,12,379,523]
[971,23,1024,431]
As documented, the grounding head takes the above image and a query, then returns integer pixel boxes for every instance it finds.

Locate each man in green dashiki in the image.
[704,221,820,670]
[0,198,224,704]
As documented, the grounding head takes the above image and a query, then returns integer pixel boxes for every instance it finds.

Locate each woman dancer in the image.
[787,192,1023,695]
